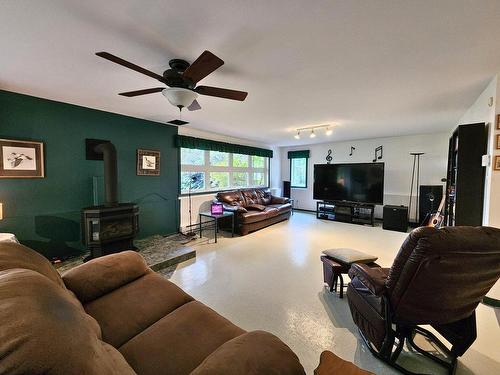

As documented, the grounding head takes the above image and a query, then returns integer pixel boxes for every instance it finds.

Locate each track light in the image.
[294,124,334,139]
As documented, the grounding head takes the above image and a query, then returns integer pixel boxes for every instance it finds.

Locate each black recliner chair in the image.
[346,226,500,375]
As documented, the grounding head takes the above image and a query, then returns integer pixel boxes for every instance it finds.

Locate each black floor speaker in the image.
[383,205,408,232]
[283,181,291,198]
[419,185,443,224]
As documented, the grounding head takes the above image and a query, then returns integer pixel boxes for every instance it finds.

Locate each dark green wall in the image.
[0,90,179,259]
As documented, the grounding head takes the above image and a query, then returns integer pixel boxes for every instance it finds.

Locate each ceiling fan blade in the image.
[119,88,165,97]
[195,86,248,101]
[187,99,202,111]
[96,52,166,83]
[182,51,224,83]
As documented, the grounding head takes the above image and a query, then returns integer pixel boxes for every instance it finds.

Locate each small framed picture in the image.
[494,155,500,171]
[497,114,500,130]
[137,149,160,176]
[0,138,44,178]
[497,134,500,150]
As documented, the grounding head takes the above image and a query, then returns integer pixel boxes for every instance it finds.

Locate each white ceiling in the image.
[1,0,500,147]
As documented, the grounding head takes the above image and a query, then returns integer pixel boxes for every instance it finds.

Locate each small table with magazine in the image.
[199,211,234,243]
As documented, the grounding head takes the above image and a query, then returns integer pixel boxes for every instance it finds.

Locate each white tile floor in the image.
[170,212,500,374]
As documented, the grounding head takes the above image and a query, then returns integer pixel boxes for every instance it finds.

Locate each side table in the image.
[199,211,234,243]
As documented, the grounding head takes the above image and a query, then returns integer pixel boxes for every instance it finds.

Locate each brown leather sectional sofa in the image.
[216,188,291,235]
[0,242,305,375]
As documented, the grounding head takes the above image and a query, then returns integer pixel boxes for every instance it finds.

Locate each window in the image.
[233,153,249,168]
[209,151,229,167]
[290,158,307,188]
[181,148,204,165]
[180,148,269,193]
[288,150,310,188]
[180,171,205,192]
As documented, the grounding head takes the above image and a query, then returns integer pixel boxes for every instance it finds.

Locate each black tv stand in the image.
[316,201,375,226]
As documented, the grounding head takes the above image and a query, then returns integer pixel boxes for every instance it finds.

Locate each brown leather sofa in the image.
[346,226,500,375]
[216,188,291,235]
[0,242,305,375]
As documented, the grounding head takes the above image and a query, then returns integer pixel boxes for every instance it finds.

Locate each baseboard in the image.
[293,208,316,213]
[482,296,500,308]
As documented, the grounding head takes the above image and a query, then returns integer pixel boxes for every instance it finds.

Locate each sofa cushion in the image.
[84,272,193,348]
[247,203,266,211]
[322,248,378,265]
[119,300,245,375]
[241,189,261,206]
[239,207,279,224]
[217,190,245,207]
[256,188,272,205]
[191,331,305,375]
[239,210,267,224]
[0,241,65,288]
[0,269,136,375]
[63,250,151,304]
[264,206,280,218]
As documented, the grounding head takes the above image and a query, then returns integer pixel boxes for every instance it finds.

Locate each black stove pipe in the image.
[94,142,118,207]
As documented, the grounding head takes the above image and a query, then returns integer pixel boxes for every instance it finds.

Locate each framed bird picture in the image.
[137,149,160,176]
[0,138,45,178]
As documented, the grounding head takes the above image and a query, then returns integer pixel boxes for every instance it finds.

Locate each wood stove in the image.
[82,141,139,259]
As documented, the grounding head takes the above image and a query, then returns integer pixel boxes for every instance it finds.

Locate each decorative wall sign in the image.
[349,146,356,156]
[0,139,44,178]
[137,149,160,176]
[326,149,333,164]
[494,155,500,171]
[372,145,383,162]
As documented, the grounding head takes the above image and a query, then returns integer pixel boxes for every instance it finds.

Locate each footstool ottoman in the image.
[314,351,374,374]
[321,248,379,298]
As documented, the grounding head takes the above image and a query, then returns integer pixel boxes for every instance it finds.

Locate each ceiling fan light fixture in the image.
[310,130,316,138]
[162,87,198,108]
[294,131,301,140]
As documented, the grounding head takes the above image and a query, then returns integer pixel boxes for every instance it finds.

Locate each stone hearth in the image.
[56,233,203,278]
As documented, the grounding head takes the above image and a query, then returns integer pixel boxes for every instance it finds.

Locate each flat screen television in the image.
[313,163,384,204]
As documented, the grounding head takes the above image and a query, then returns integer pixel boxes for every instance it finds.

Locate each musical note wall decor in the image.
[326,149,333,164]
[349,146,356,156]
[372,145,383,162]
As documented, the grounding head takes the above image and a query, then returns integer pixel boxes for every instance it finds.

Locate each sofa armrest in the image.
[62,251,151,304]
[271,195,290,204]
[190,330,305,375]
[314,351,375,375]
[348,264,389,296]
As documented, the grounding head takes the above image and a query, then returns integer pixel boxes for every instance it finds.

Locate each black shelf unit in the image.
[316,201,375,226]
[444,123,487,226]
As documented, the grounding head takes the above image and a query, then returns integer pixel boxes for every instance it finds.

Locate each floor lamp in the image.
[408,152,424,224]
[183,174,198,239]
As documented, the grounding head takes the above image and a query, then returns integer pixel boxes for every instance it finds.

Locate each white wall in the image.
[457,75,500,228]
[280,133,449,219]
[177,127,280,230]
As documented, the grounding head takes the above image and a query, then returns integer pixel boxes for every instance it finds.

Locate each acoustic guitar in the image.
[422,194,446,228]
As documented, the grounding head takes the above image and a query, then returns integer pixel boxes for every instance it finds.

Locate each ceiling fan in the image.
[95,50,248,113]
